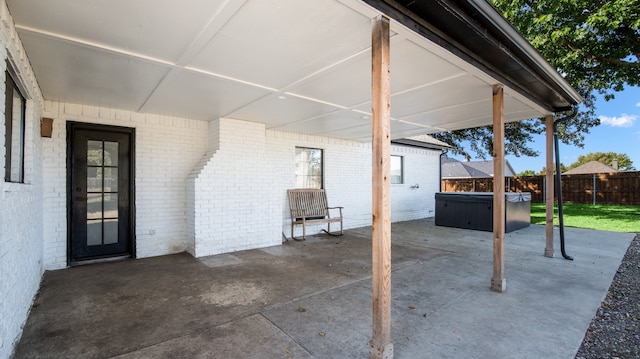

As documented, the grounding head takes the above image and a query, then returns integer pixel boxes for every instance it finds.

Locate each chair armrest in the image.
[326,206,343,219]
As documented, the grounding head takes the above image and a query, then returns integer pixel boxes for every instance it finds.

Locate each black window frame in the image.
[5,65,27,183]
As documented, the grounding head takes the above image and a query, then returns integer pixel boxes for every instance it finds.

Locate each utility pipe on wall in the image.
[439,151,447,192]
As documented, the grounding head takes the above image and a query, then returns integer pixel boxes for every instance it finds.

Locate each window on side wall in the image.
[391,155,403,184]
[295,147,323,189]
[5,66,26,183]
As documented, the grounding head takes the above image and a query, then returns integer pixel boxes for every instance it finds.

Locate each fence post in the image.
[592,174,596,205]
[442,172,639,205]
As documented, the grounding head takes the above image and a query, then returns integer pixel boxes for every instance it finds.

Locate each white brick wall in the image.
[187,118,281,257]
[0,0,442,354]
[390,145,441,221]
[0,1,46,357]
[266,130,441,238]
[39,112,442,266]
[41,102,209,268]
[185,119,440,257]
[1,101,442,359]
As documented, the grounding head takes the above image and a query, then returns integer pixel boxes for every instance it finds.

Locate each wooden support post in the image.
[369,15,393,359]
[491,84,506,293]
[544,114,555,257]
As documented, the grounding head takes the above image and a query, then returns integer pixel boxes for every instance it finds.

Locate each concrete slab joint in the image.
[369,340,394,359]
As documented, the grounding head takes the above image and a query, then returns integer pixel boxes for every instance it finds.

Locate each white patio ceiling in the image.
[7,0,554,142]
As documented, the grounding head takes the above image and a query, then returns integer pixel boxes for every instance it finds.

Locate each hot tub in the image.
[435,192,531,232]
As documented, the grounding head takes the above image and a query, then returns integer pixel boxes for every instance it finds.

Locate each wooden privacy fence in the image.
[441,171,640,205]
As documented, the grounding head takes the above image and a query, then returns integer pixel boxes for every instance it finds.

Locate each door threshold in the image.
[71,255,132,266]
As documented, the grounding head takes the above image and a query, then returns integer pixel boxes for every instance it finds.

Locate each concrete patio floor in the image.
[13,219,634,359]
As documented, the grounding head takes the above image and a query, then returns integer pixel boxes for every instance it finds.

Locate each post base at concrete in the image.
[491,277,506,293]
[369,340,393,359]
[544,248,554,258]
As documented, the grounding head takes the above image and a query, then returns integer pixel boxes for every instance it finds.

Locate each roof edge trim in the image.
[467,0,582,105]
[362,0,583,112]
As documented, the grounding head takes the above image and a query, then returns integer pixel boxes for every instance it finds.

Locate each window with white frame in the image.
[5,66,26,183]
[295,147,323,189]
[391,155,403,184]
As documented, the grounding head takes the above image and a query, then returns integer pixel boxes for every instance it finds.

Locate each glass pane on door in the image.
[87,167,102,192]
[87,220,102,246]
[87,141,103,166]
[103,168,118,192]
[87,193,102,220]
[103,193,118,218]
[104,141,118,166]
[104,219,118,245]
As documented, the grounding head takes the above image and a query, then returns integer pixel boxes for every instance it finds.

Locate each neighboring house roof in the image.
[441,158,516,178]
[563,161,619,175]
[392,135,451,151]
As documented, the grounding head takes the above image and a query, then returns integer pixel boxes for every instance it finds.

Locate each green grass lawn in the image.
[530,203,640,233]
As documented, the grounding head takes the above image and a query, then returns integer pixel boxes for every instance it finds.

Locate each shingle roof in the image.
[563,161,619,175]
[441,158,516,178]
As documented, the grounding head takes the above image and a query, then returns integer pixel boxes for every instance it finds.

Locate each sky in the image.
[452,86,640,174]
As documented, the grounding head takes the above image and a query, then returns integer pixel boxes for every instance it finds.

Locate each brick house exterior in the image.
[0,0,581,357]
[1,10,442,354]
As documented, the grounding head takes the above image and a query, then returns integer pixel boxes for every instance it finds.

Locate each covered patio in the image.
[1,1,586,357]
[14,220,633,358]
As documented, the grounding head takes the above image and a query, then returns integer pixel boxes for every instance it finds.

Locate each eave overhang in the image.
[362,0,583,113]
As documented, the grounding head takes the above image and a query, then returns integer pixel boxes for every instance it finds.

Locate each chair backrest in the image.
[287,189,329,218]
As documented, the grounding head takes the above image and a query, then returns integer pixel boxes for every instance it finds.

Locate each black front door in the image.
[68,123,134,263]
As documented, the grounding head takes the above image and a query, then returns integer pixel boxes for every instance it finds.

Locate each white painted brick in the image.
[0,12,443,357]
[265,129,441,238]
[81,104,99,118]
[40,102,209,264]
[1,7,46,358]
[187,120,282,257]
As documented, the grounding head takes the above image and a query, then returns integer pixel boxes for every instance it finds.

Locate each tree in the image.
[492,0,639,96]
[434,0,639,159]
[433,119,548,160]
[517,169,537,176]
[537,163,567,175]
[566,152,635,171]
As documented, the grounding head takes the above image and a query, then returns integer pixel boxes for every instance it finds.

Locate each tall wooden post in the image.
[370,15,393,359]
[491,84,506,293]
[544,114,555,257]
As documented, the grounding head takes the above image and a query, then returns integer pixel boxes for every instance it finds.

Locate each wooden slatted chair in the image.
[287,188,343,241]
